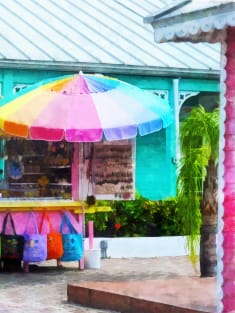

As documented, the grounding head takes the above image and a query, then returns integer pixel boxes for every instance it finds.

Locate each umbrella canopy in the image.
[0,72,173,142]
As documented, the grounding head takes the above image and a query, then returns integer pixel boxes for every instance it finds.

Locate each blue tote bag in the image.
[59,213,83,262]
[23,212,47,263]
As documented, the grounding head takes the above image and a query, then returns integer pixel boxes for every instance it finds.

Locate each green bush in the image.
[85,195,181,237]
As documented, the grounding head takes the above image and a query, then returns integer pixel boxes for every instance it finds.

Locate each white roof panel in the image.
[0,0,220,74]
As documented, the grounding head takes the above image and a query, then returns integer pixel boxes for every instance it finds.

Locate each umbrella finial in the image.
[79,70,84,76]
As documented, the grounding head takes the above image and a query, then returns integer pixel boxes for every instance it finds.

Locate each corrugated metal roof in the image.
[0,0,220,76]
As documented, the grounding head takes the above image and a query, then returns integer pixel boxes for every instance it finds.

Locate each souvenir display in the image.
[86,177,96,205]
[60,212,83,262]
[0,210,81,271]
[23,212,47,263]
[39,212,63,260]
[0,212,24,261]
[7,156,24,180]
[93,140,135,199]
[2,139,72,199]
[0,138,135,200]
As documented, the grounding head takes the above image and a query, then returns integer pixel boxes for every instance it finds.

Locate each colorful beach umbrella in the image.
[0,72,173,142]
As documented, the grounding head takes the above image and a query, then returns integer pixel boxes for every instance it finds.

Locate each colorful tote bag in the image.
[23,212,47,263]
[1,212,24,261]
[39,212,63,260]
[60,212,83,262]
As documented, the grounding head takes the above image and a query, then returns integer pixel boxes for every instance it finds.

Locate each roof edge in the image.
[144,1,235,28]
[0,60,219,79]
[144,0,191,24]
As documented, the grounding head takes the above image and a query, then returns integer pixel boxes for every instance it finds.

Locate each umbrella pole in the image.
[81,143,86,238]
[79,143,86,270]
[79,200,86,270]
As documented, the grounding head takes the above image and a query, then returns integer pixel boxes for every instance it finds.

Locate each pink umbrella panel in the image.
[0,73,173,142]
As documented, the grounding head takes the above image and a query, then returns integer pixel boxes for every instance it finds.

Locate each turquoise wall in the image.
[0,69,219,200]
[136,131,172,200]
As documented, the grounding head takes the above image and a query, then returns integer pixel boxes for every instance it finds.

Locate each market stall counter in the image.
[0,139,114,273]
[0,71,171,274]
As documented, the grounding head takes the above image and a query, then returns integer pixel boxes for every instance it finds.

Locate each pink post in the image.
[72,143,79,200]
[221,27,235,312]
[88,220,94,250]
[79,257,85,270]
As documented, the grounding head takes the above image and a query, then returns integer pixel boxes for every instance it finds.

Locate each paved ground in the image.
[0,256,217,313]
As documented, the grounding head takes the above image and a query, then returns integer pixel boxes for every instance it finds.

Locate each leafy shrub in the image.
[85,195,181,237]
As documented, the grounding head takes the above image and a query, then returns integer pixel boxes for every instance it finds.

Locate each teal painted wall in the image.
[136,131,174,200]
[0,69,219,200]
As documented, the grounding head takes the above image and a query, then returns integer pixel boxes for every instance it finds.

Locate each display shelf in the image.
[23,172,46,175]
[22,154,44,158]
[4,139,73,199]
[0,199,112,214]
[48,183,72,186]
[10,182,39,185]
[47,165,71,169]
[9,181,72,186]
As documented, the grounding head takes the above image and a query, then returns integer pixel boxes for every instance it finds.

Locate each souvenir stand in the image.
[0,136,135,270]
[0,72,172,272]
[0,138,135,201]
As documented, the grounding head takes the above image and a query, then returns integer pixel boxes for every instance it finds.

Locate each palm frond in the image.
[177,106,219,265]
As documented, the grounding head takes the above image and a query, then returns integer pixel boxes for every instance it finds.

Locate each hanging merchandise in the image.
[92,140,135,200]
[86,177,96,205]
[85,143,96,205]
[23,212,47,263]
[6,139,24,180]
[7,157,24,180]
[0,212,25,261]
[2,139,73,199]
[59,212,83,262]
[39,212,63,260]
[86,143,94,179]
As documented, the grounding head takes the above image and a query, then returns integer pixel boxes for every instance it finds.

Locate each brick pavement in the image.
[0,256,217,313]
